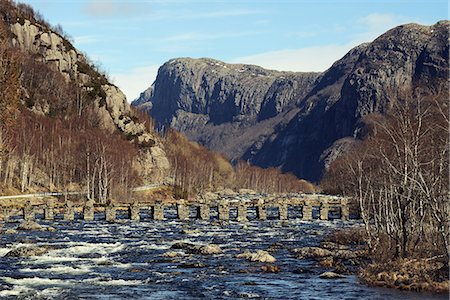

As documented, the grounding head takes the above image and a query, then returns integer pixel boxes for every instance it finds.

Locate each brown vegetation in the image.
[321,89,449,292]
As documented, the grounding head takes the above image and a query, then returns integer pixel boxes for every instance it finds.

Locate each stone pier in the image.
[105,205,116,222]
[341,199,349,220]
[218,200,229,221]
[302,200,313,220]
[154,201,164,220]
[23,201,35,221]
[84,199,95,221]
[278,202,288,221]
[177,201,189,221]
[237,203,248,222]
[198,204,210,220]
[44,199,54,220]
[256,200,267,220]
[129,202,140,221]
[63,200,74,221]
[320,199,329,220]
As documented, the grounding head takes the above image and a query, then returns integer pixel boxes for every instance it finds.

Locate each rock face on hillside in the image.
[9,19,170,182]
[135,21,448,182]
[133,58,319,161]
[248,21,449,181]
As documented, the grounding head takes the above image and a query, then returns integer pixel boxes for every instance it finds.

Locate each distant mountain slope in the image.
[135,21,449,182]
[248,21,449,181]
[133,58,320,161]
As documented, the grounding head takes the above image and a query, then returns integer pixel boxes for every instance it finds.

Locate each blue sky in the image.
[21,0,448,101]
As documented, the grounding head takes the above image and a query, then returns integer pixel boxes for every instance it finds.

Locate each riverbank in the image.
[320,227,449,294]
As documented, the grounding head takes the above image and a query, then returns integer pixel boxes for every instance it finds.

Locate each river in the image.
[0,209,446,299]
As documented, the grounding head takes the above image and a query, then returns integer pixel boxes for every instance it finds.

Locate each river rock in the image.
[162,251,183,258]
[319,271,345,279]
[178,262,206,268]
[6,245,49,257]
[260,265,280,273]
[236,250,276,263]
[171,242,222,255]
[17,220,43,231]
[292,247,332,258]
[320,242,349,251]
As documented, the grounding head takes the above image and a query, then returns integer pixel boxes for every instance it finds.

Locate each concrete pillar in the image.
[153,201,164,221]
[302,200,313,221]
[320,199,329,220]
[256,200,267,220]
[129,202,140,221]
[44,198,54,220]
[198,204,210,221]
[105,205,116,222]
[83,199,95,221]
[237,203,248,222]
[218,200,229,221]
[23,201,35,221]
[177,201,189,221]
[341,198,350,221]
[63,200,74,221]
[279,202,288,221]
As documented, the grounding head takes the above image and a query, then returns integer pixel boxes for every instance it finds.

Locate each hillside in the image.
[0,0,170,199]
[135,21,449,182]
[133,58,319,161]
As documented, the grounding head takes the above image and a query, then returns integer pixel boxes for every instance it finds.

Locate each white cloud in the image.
[83,0,150,17]
[165,31,261,42]
[111,65,160,102]
[73,35,98,45]
[232,13,421,73]
[232,44,354,72]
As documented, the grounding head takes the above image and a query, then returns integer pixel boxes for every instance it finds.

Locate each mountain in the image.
[133,58,320,161]
[134,21,449,182]
[0,0,170,187]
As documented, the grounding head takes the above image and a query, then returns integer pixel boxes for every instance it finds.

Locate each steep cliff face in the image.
[248,21,449,181]
[133,58,319,161]
[8,18,170,182]
[135,21,448,182]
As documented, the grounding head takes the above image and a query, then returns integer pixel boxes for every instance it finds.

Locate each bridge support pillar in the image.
[256,200,267,220]
[341,199,349,221]
[105,205,116,222]
[84,199,95,221]
[44,198,54,220]
[63,200,74,221]
[302,200,313,220]
[279,202,288,221]
[154,201,164,221]
[198,204,210,220]
[237,203,248,222]
[177,201,189,221]
[320,200,329,220]
[218,200,229,221]
[23,201,35,221]
[129,203,140,221]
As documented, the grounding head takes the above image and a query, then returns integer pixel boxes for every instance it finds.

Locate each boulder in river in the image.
[17,220,43,231]
[292,247,332,258]
[236,250,276,263]
[319,271,345,279]
[171,242,222,255]
[5,245,49,257]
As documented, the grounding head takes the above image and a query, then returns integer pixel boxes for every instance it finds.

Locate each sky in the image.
[20,0,448,102]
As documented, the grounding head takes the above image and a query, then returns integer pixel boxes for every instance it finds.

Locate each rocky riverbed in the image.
[0,211,446,299]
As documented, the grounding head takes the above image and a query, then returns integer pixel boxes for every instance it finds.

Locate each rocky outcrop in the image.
[9,19,170,182]
[134,22,448,181]
[133,58,319,161]
[248,21,449,181]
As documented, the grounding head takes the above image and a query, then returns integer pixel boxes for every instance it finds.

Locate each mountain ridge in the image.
[134,20,449,181]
